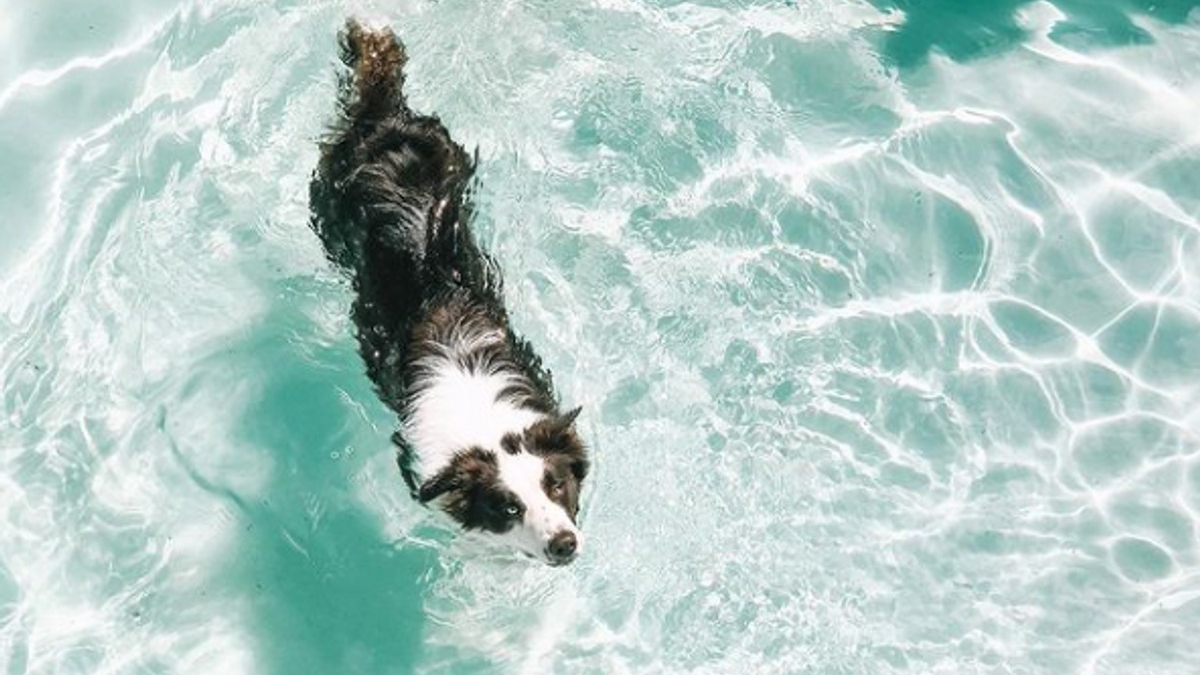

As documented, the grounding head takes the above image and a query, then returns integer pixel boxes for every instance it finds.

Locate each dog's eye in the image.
[504,504,521,517]
[546,471,565,496]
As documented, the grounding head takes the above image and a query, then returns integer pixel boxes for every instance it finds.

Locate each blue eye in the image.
[505,504,520,517]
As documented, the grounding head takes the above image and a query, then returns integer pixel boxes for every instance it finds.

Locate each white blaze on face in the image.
[494,449,580,562]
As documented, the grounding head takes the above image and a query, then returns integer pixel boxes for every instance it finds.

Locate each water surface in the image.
[2,1,1200,673]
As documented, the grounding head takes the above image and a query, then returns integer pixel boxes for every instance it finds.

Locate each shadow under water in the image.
[165,302,435,675]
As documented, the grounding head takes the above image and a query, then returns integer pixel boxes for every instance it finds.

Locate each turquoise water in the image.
[2,0,1200,673]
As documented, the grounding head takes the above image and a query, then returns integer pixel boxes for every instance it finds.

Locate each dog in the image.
[308,20,589,566]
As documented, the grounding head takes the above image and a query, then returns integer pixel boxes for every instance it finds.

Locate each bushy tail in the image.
[311,20,413,273]
[338,19,409,121]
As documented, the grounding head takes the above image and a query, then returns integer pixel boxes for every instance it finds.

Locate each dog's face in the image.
[418,408,588,566]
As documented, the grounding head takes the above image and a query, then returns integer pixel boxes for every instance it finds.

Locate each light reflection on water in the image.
[2,1,1199,673]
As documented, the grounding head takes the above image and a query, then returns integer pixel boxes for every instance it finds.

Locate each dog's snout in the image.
[547,531,578,564]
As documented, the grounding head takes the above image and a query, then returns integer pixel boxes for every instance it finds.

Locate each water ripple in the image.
[3,1,1200,674]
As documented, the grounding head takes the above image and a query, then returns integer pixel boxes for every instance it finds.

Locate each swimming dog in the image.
[309,20,588,566]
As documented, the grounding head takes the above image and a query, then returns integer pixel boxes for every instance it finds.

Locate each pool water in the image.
[3,1,1200,673]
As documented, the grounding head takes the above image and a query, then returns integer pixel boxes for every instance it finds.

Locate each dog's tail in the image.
[311,19,414,273]
[312,18,497,312]
[338,19,409,121]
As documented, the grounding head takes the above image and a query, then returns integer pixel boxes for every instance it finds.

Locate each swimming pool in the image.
[2,1,1199,673]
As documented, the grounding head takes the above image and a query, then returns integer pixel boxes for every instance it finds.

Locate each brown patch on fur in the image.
[524,408,588,518]
[524,407,587,478]
[418,448,525,533]
[342,19,407,118]
[541,455,583,520]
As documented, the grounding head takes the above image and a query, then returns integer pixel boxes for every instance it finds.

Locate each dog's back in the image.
[310,20,504,409]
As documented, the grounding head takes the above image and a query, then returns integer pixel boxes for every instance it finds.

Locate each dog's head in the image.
[418,407,588,566]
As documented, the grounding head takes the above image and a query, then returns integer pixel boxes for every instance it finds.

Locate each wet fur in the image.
[308,20,587,561]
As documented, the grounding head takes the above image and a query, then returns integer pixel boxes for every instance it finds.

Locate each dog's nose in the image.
[547,531,578,564]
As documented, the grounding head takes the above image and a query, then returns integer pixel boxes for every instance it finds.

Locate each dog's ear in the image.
[527,407,583,451]
[548,406,582,443]
[417,449,500,527]
[418,467,458,503]
[560,406,582,428]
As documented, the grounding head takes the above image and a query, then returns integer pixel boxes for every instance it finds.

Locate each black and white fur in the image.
[309,20,588,566]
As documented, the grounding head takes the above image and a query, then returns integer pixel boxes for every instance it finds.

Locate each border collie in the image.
[308,20,588,566]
